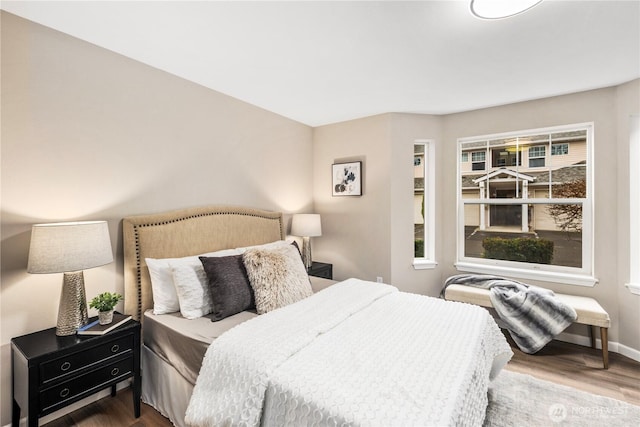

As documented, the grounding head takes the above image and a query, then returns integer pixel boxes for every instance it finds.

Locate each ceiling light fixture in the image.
[470,0,543,20]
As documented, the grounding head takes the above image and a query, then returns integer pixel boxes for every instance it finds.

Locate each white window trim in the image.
[456,123,595,286]
[413,140,437,270]
[627,115,640,295]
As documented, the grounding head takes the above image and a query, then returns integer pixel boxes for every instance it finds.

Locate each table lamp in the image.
[291,214,322,269]
[27,221,114,336]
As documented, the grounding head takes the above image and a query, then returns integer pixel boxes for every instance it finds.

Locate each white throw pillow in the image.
[170,258,213,319]
[146,257,180,315]
[145,248,239,316]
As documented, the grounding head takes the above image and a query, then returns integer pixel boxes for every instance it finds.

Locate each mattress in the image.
[143,309,256,385]
[143,276,336,385]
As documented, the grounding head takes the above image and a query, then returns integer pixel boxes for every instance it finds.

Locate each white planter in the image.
[98,309,114,325]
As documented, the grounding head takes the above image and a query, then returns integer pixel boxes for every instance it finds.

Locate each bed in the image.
[123,205,513,427]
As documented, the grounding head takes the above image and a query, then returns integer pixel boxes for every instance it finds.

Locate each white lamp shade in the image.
[291,214,322,237]
[27,221,114,273]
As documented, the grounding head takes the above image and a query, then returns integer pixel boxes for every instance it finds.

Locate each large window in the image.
[414,141,436,269]
[457,123,595,286]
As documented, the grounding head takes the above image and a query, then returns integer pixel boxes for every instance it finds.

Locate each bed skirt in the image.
[142,344,193,427]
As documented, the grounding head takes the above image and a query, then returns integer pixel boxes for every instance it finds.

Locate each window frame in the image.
[627,115,640,295]
[456,123,596,286]
[413,140,437,270]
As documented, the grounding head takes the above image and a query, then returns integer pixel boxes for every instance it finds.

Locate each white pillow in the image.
[145,248,239,315]
[146,257,180,315]
[170,258,213,319]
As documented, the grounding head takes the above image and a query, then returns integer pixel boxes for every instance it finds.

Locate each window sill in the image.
[455,262,597,287]
[626,283,640,296]
[413,259,438,270]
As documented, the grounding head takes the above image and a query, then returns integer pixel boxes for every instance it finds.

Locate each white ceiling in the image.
[2,1,639,126]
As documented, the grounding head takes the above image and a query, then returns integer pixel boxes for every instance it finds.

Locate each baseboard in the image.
[616,342,640,362]
[5,381,131,427]
[556,332,640,362]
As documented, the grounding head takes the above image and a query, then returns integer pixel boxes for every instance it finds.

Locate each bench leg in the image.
[601,327,609,369]
[589,325,596,348]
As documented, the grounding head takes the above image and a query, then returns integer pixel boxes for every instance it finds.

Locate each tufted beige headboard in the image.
[122,205,285,321]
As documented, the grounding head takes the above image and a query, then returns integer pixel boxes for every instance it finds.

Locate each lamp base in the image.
[56,271,89,336]
[301,236,312,270]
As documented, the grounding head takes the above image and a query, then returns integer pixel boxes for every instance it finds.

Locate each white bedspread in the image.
[185,279,513,427]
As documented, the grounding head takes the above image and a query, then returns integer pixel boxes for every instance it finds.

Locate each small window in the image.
[529,145,546,167]
[414,141,436,269]
[461,152,469,162]
[471,151,486,171]
[551,143,569,156]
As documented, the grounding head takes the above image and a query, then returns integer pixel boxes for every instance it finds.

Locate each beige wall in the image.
[388,114,442,295]
[0,12,313,425]
[313,113,442,294]
[615,79,640,353]
[312,114,392,282]
[313,83,639,364]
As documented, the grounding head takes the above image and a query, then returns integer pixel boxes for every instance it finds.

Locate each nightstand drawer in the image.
[40,356,133,413]
[40,335,133,384]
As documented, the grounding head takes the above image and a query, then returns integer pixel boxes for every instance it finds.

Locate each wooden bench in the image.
[444,284,611,369]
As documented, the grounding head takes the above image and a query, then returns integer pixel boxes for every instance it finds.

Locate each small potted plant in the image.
[89,292,123,325]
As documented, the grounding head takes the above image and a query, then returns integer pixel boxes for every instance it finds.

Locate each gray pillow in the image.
[199,255,255,321]
[242,245,313,314]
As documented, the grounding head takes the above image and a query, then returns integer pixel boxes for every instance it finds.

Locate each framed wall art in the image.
[332,161,362,196]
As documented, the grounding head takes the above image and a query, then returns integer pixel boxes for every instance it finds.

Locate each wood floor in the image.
[43,339,640,427]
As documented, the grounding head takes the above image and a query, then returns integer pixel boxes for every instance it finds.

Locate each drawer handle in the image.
[59,388,70,398]
[60,361,71,371]
[111,367,120,376]
[111,344,120,353]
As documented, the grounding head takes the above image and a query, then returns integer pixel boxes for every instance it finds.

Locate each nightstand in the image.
[11,317,141,427]
[307,261,333,280]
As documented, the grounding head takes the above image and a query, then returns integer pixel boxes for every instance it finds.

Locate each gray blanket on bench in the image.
[442,274,577,354]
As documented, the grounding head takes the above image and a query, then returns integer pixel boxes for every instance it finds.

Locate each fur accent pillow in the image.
[242,245,313,314]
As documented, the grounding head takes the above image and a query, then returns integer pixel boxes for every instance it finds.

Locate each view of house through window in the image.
[458,124,593,280]
[414,143,426,258]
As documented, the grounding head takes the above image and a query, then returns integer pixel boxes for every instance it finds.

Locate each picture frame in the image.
[332,161,362,196]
